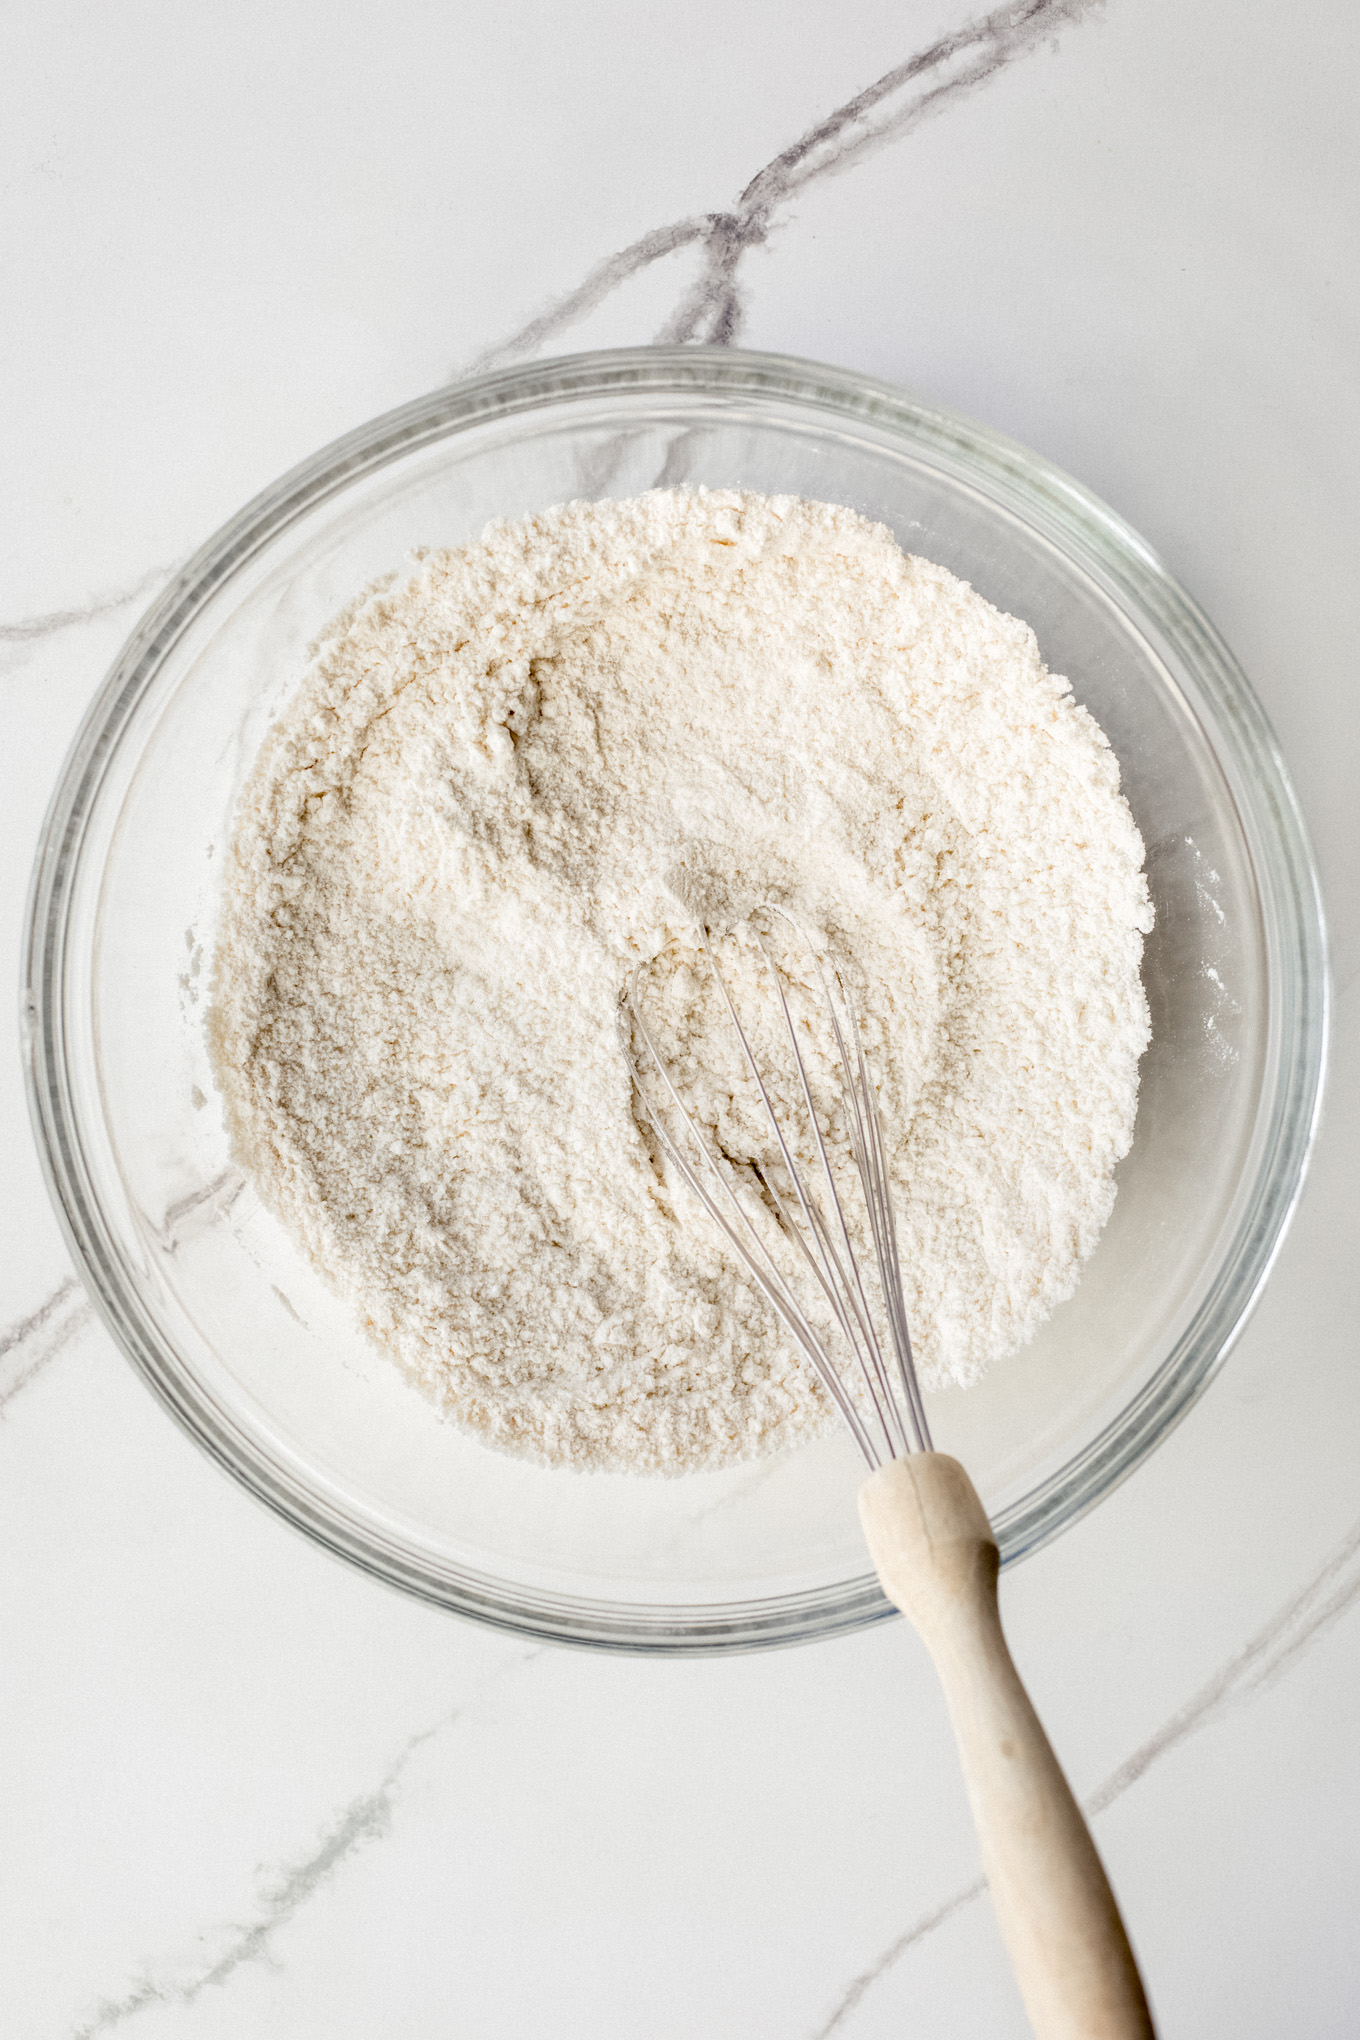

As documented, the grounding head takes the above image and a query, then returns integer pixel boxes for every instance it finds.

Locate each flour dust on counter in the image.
[208,488,1151,1474]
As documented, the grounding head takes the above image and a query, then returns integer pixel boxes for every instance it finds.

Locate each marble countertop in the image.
[4,2,1358,2033]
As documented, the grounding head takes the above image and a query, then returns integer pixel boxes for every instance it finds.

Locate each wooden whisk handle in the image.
[860,1455,1155,2039]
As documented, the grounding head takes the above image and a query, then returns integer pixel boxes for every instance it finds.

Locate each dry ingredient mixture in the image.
[209,489,1152,1473]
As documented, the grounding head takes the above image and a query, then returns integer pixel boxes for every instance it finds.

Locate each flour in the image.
[209,488,1152,1474]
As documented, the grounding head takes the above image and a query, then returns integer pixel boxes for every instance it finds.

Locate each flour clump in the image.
[209,489,1152,1474]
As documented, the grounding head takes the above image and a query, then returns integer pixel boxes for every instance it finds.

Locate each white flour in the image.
[209,488,1151,1473]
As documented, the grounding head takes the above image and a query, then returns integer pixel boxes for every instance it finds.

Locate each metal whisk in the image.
[625,907,932,1467]
[627,908,1155,2040]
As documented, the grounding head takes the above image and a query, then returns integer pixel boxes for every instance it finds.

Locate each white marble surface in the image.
[4,1,1358,2032]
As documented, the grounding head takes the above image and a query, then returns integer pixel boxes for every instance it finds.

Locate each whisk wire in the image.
[752,1164,876,1390]
[808,946,931,1455]
[627,1011,881,1463]
[851,1009,931,1454]
[747,928,911,1461]
[626,912,932,1467]
[698,927,903,1464]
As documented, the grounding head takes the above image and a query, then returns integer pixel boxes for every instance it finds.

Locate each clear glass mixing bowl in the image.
[23,348,1328,1653]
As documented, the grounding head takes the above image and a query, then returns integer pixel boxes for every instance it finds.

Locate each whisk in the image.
[627,912,1155,2040]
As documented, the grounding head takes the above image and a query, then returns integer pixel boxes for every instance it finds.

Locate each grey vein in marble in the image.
[812,1510,1360,2034]
[0,564,173,666]
[466,0,1100,373]
[70,1755,416,2038]
[71,1648,543,2038]
[4,2,1099,652]
[1088,1507,1360,1813]
[812,1875,989,2037]
[1,3,1098,682]
[0,1174,245,1417]
[154,1167,246,1257]
[0,1275,93,1414]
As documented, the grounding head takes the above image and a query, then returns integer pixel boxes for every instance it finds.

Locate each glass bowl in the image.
[23,348,1327,1653]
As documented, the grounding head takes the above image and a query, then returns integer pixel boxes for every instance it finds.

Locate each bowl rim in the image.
[22,344,1330,1655]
